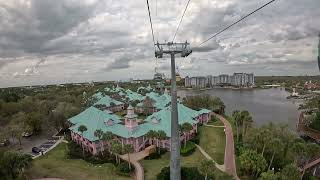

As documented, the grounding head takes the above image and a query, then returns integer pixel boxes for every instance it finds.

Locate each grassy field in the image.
[207,120,224,126]
[26,143,131,180]
[199,126,226,165]
[141,149,205,180]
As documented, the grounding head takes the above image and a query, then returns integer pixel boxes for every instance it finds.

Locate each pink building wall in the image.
[70,112,210,155]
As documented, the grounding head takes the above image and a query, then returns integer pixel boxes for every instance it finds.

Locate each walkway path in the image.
[119,145,155,180]
[211,112,240,180]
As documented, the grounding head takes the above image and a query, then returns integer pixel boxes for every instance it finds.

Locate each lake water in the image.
[178,88,301,129]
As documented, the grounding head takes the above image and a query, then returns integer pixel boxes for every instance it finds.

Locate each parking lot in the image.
[29,136,62,158]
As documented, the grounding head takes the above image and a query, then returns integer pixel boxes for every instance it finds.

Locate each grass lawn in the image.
[199,126,226,165]
[26,143,131,180]
[141,149,205,180]
[207,120,224,126]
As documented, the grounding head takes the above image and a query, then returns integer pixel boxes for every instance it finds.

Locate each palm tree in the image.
[111,140,122,164]
[143,97,154,115]
[260,128,271,156]
[268,138,282,170]
[241,111,253,140]
[181,123,193,148]
[291,141,305,164]
[123,144,134,170]
[301,143,320,179]
[232,110,242,142]
[78,125,87,158]
[157,130,167,154]
[146,130,157,145]
[198,159,215,180]
[102,131,113,152]
[94,129,104,155]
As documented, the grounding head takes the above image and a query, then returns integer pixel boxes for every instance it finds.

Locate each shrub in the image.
[156,166,208,180]
[116,162,135,177]
[190,133,200,144]
[144,149,166,160]
[211,116,218,122]
[180,141,196,156]
[66,141,115,164]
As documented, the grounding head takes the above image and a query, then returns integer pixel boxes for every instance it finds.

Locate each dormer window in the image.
[104,119,113,126]
[152,118,159,124]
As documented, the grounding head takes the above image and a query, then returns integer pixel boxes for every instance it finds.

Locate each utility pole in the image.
[318,33,320,72]
[155,41,192,180]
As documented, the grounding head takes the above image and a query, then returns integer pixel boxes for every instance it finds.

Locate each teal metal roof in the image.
[197,108,211,115]
[125,89,144,101]
[92,92,104,100]
[69,106,123,141]
[94,95,124,107]
[140,92,171,109]
[143,103,199,137]
[69,88,212,141]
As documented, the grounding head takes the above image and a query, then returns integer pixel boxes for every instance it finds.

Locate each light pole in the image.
[155,41,192,180]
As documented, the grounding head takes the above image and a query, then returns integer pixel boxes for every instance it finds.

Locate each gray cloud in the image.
[0,0,319,87]
[104,56,131,71]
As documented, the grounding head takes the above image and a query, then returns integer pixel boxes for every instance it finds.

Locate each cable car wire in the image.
[197,0,276,47]
[146,0,156,48]
[172,0,192,42]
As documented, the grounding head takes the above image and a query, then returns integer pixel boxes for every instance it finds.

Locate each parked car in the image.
[0,139,10,147]
[22,132,33,137]
[32,147,42,154]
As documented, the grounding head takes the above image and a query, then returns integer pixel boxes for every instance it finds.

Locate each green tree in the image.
[123,144,134,170]
[78,125,87,158]
[292,141,306,164]
[301,143,320,178]
[268,138,283,170]
[8,124,23,146]
[102,131,114,152]
[181,123,193,148]
[241,110,253,140]
[49,111,67,132]
[111,140,122,164]
[198,159,215,180]
[183,95,225,114]
[94,129,104,155]
[142,97,154,115]
[146,130,157,145]
[259,170,278,180]
[232,110,242,142]
[278,164,300,180]
[239,149,267,178]
[0,150,32,180]
[156,130,167,154]
[25,112,43,134]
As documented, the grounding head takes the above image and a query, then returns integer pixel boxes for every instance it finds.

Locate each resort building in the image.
[185,73,255,88]
[68,86,211,155]
[93,95,125,112]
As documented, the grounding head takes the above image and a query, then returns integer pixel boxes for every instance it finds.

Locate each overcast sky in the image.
[0,0,319,88]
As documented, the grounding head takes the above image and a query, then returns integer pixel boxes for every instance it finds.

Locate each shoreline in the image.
[178,86,268,90]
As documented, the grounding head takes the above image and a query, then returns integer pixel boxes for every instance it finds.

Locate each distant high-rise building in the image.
[185,73,255,88]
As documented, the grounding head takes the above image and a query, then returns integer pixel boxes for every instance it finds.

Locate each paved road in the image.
[211,112,239,180]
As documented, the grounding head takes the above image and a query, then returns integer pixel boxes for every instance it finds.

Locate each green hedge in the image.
[156,166,210,180]
[144,149,166,160]
[67,141,115,164]
[190,133,200,144]
[116,162,135,177]
[180,141,196,156]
